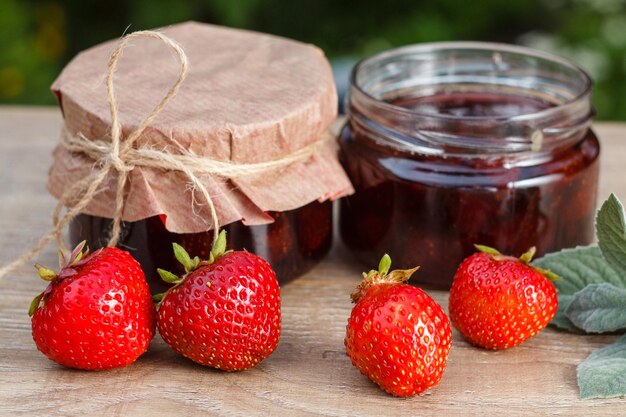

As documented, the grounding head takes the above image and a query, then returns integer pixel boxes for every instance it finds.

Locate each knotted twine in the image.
[0,30,331,279]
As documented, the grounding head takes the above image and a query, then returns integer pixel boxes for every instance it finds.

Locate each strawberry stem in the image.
[474,244,559,281]
[386,267,419,283]
[35,264,57,281]
[171,230,229,275]
[351,254,419,303]
[68,241,87,266]
[173,243,198,273]
[474,244,502,256]
[210,230,227,260]
[378,253,391,275]
[532,265,560,281]
[157,268,181,284]
[29,241,92,317]
[519,246,537,264]
[158,231,232,307]
[28,292,44,317]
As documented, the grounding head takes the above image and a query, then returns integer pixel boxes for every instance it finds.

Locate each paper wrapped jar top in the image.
[49,21,353,233]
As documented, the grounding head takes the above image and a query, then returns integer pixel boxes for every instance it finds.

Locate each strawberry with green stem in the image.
[155,230,281,371]
[30,241,156,370]
[345,254,452,397]
[449,245,558,350]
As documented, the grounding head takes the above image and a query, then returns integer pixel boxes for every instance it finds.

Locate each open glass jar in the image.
[339,42,599,288]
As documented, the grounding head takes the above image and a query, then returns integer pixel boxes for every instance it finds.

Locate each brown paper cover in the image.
[48,22,353,233]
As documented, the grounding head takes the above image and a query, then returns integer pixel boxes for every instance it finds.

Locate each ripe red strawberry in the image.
[345,255,452,397]
[156,230,281,371]
[30,242,156,370]
[448,245,558,350]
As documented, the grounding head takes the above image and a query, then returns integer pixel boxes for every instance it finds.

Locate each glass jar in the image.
[339,42,599,289]
[70,200,332,291]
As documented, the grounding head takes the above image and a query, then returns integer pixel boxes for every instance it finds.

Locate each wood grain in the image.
[1,107,625,416]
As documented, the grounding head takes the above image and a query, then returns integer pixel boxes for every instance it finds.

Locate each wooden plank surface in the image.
[0,106,625,416]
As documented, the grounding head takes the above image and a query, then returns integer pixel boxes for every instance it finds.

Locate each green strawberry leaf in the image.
[532,246,624,331]
[474,244,501,256]
[565,283,626,333]
[210,230,228,260]
[172,242,194,273]
[68,240,87,265]
[596,193,626,277]
[34,264,57,281]
[28,291,44,317]
[386,267,419,283]
[519,246,537,264]
[157,268,180,284]
[577,334,626,399]
[378,254,391,275]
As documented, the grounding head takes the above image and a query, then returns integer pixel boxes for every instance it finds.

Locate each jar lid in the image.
[48,22,353,233]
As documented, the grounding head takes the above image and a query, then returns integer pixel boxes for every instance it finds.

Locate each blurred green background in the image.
[1,0,625,119]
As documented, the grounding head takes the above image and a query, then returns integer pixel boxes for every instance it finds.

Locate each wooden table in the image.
[1,107,625,416]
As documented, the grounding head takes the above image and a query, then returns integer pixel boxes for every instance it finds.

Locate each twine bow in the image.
[0,30,329,280]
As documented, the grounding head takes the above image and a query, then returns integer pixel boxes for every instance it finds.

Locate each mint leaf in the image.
[533,246,624,294]
[551,294,585,333]
[533,246,624,331]
[566,283,626,333]
[577,334,626,399]
[597,194,626,277]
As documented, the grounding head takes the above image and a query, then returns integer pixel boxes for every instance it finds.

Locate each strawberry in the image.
[30,242,156,370]
[448,245,558,350]
[344,255,452,397]
[155,230,281,371]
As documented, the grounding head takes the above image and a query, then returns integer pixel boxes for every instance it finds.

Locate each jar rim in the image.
[350,41,593,123]
[348,41,594,157]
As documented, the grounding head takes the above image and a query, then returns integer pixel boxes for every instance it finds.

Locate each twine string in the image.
[61,129,330,178]
[105,31,189,247]
[0,30,329,280]
[0,30,189,279]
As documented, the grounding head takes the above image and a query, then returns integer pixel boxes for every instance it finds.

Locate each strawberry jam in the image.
[339,43,599,288]
[70,201,332,291]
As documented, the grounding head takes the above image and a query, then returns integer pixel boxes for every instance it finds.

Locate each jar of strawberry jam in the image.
[48,22,353,290]
[69,201,333,290]
[339,42,599,288]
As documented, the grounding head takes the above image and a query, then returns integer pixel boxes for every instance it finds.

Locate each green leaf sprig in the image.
[533,193,626,399]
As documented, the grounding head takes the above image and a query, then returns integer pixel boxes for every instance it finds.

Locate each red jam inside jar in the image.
[70,201,332,291]
[339,42,599,288]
